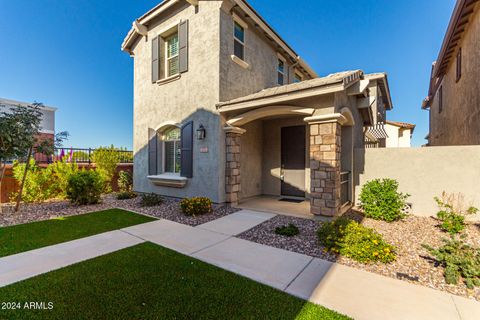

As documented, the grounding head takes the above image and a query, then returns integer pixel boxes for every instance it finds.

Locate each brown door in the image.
[281,126,306,198]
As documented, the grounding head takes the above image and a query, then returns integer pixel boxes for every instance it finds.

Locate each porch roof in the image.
[217,70,364,113]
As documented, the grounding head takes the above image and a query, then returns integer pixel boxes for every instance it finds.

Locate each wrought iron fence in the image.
[31,148,133,164]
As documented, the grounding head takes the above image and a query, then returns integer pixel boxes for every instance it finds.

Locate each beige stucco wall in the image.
[354,146,480,218]
[428,7,480,146]
[218,2,309,102]
[239,120,263,199]
[131,1,227,202]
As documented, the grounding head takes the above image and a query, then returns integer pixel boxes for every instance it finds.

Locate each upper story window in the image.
[151,20,188,83]
[166,33,179,77]
[163,127,181,174]
[234,21,245,60]
[294,72,303,83]
[277,59,285,85]
[456,48,462,82]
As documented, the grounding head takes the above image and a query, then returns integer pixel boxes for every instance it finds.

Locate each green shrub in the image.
[118,170,133,192]
[318,218,396,264]
[435,192,478,234]
[116,191,137,200]
[359,178,409,222]
[66,170,104,205]
[180,197,212,216]
[11,159,78,203]
[275,224,300,237]
[91,146,120,193]
[140,193,163,207]
[423,237,480,289]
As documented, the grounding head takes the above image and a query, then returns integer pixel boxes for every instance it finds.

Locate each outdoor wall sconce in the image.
[196,125,206,140]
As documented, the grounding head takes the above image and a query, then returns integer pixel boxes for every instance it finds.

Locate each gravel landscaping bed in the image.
[0,194,238,227]
[238,211,480,301]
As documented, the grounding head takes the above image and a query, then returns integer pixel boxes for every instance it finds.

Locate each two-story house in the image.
[422,0,480,146]
[122,0,393,217]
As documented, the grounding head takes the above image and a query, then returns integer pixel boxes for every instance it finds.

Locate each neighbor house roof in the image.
[386,120,416,133]
[217,70,364,111]
[121,0,318,78]
[423,0,479,109]
[0,98,57,112]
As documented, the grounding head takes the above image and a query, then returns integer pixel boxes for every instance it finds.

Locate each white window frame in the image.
[233,14,248,62]
[161,126,181,175]
[165,32,180,78]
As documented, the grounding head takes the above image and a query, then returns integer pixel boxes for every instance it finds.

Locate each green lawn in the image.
[0,209,155,257]
[0,243,350,320]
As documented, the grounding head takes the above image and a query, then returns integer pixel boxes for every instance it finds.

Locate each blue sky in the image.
[0,0,455,148]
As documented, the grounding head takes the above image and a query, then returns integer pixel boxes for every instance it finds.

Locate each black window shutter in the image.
[148,128,158,175]
[152,37,159,83]
[180,121,193,178]
[179,19,189,73]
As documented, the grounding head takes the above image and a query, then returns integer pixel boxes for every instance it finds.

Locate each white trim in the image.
[304,113,348,125]
[231,55,250,69]
[0,98,57,112]
[133,21,148,36]
[147,174,187,188]
[277,58,286,85]
[227,106,315,127]
[233,18,246,63]
[165,32,180,78]
[156,74,181,85]
[232,13,249,29]
[185,0,198,6]
[224,126,246,135]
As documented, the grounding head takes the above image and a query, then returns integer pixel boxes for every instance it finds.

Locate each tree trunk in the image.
[15,147,33,212]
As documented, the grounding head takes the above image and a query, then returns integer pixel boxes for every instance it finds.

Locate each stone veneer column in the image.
[224,126,246,205]
[307,116,343,217]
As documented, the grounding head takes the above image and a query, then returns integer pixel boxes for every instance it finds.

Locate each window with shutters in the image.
[233,21,245,60]
[166,33,179,77]
[277,59,285,85]
[163,127,181,174]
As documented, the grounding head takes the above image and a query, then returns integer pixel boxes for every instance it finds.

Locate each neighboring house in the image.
[0,98,57,163]
[121,0,393,217]
[0,97,57,142]
[385,121,415,148]
[422,0,480,146]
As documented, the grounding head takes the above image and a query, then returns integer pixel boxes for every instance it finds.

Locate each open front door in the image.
[281,126,306,198]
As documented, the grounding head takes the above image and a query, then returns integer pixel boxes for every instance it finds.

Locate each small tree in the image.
[91,145,120,193]
[0,103,68,212]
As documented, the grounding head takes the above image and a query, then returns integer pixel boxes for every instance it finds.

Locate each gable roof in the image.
[121,0,317,78]
[386,120,416,132]
[217,70,363,110]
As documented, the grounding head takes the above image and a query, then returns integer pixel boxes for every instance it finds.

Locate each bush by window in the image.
[118,170,133,193]
[140,193,164,207]
[359,178,409,222]
[318,218,396,264]
[181,197,212,216]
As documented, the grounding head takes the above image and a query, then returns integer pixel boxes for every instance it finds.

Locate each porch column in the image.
[224,126,246,205]
[305,114,345,217]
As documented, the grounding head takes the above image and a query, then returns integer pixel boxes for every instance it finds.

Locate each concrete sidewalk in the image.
[1,209,479,320]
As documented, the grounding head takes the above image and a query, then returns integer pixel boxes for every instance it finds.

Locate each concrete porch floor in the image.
[236,196,314,219]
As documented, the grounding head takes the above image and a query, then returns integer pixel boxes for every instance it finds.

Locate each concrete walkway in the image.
[1,209,479,320]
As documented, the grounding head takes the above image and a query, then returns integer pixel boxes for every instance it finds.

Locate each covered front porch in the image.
[217,71,379,217]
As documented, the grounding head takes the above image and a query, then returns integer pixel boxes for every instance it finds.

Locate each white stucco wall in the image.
[385,124,412,148]
[0,98,56,134]
[354,146,480,219]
